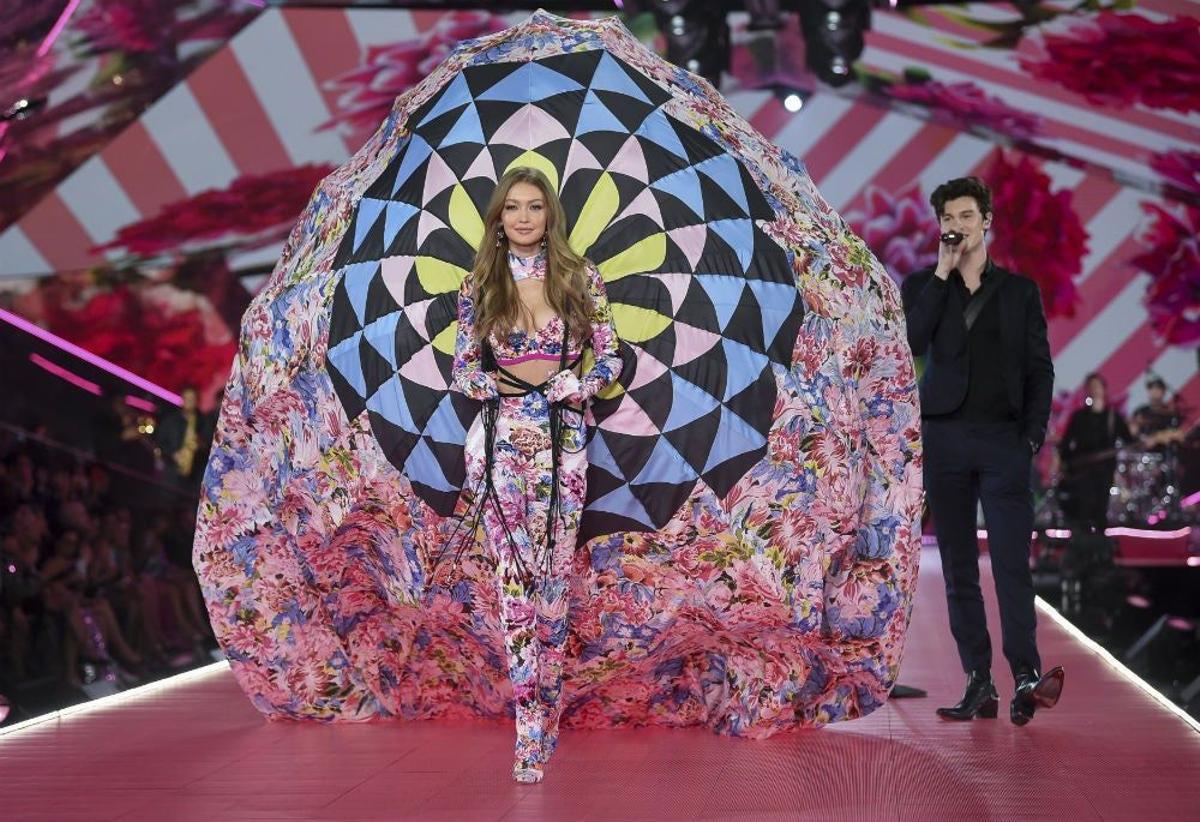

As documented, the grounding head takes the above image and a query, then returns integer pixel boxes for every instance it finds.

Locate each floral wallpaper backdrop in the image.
[0,2,1197,438]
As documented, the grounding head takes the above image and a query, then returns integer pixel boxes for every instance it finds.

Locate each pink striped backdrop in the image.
[1,3,1197,418]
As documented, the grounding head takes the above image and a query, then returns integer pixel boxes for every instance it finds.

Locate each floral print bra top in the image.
[496,251,572,367]
[452,253,623,401]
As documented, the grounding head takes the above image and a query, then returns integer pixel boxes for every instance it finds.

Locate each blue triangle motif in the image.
[384,202,420,249]
[587,432,628,481]
[632,436,698,485]
[342,261,379,326]
[663,371,722,432]
[575,89,628,136]
[439,104,485,148]
[327,333,367,399]
[720,338,768,402]
[703,406,766,474]
[708,219,754,273]
[695,154,749,214]
[587,483,653,528]
[589,52,652,104]
[477,62,584,103]
[362,310,402,370]
[392,136,433,197]
[366,374,419,434]
[418,73,473,127]
[696,275,744,334]
[405,437,458,493]
[353,199,385,252]
[423,392,466,446]
[650,167,704,220]
[633,110,688,162]
[745,280,799,350]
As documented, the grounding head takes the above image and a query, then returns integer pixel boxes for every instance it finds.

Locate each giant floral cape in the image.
[194,11,922,737]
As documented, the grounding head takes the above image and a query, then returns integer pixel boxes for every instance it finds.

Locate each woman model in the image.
[451,166,622,783]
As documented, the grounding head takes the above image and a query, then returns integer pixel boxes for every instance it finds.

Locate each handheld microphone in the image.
[940,231,965,246]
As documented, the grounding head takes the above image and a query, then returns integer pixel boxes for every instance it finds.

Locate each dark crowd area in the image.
[0,398,217,727]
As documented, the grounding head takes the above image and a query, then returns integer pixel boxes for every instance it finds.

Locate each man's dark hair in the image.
[1085,372,1106,387]
[930,176,993,219]
[1146,376,1166,391]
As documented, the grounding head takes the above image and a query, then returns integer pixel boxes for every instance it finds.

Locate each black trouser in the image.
[923,419,1041,678]
[1064,462,1114,532]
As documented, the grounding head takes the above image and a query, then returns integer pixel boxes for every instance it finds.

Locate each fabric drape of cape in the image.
[194,11,922,736]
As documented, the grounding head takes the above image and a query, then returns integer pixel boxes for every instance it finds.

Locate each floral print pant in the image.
[464,394,587,774]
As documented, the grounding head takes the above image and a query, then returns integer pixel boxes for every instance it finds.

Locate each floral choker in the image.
[508,249,547,282]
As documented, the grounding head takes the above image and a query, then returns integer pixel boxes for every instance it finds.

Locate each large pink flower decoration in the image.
[320,12,509,134]
[1150,149,1200,196]
[845,185,938,283]
[1018,11,1200,113]
[96,164,334,258]
[1130,201,1200,347]
[886,80,1042,141]
[986,151,1087,319]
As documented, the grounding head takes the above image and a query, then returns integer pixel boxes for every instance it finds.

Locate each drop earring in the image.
[495,228,504,247]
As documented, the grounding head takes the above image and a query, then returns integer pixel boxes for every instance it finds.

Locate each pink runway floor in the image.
[3,548,1199,821]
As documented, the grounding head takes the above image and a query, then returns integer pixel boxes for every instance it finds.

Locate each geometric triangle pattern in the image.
[325,45,804,539]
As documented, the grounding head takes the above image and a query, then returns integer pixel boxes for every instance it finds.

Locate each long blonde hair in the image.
[470,167,594,344]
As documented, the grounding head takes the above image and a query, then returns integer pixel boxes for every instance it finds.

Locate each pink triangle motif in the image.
[490,104,570,149]
[626,343,670,391]
[609,135,648,182]
[671,321,722,367]
[599,392,657,433]
[381,256,416,305]
[399,345,446,390]
[422,152,457,205]
[668,224,707,270]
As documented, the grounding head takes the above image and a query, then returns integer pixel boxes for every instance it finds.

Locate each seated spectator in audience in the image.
[0,420,214,723]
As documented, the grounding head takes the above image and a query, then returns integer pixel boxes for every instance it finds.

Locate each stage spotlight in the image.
[783,92,805,112]
[797,0,871,87]
[2,96,48,122]
[650,0,731,88]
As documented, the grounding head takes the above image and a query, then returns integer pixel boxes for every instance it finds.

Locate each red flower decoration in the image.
[1150,149,1200,196]
[320,12,509,134]
[74,0,173,53]
[845,185,939,283]
[886,80,1042,141]
[1130,201,1200,346]
[1018,11,1200,113]
[96,164,334,258]
[985,151,1087,319]
[19,272,237,408]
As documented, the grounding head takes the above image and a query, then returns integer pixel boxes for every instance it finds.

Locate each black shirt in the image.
[1059,405,1132,469]
[939,264,1015,423]
[1133,403,1179,436]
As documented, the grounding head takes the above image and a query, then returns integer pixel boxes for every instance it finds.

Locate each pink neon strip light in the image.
[1104,526,1192,540]
[124,395,158,413]
[0,307,181,406]
[495,351,583,366]
[36,0,83,57]
[29,353,101,395]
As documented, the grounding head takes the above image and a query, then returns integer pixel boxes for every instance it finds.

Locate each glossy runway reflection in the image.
[2,548,1198,821]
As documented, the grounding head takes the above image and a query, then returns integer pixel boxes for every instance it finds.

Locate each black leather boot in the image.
[936,670,999,720]
[1011,665,1065,726]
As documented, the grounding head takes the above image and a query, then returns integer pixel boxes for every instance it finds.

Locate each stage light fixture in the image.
[797,0,871,87]
[783,92,804,112]
[650,0,731,88]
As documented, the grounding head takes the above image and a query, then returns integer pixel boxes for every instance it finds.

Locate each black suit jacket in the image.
[901,261,1054,450]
